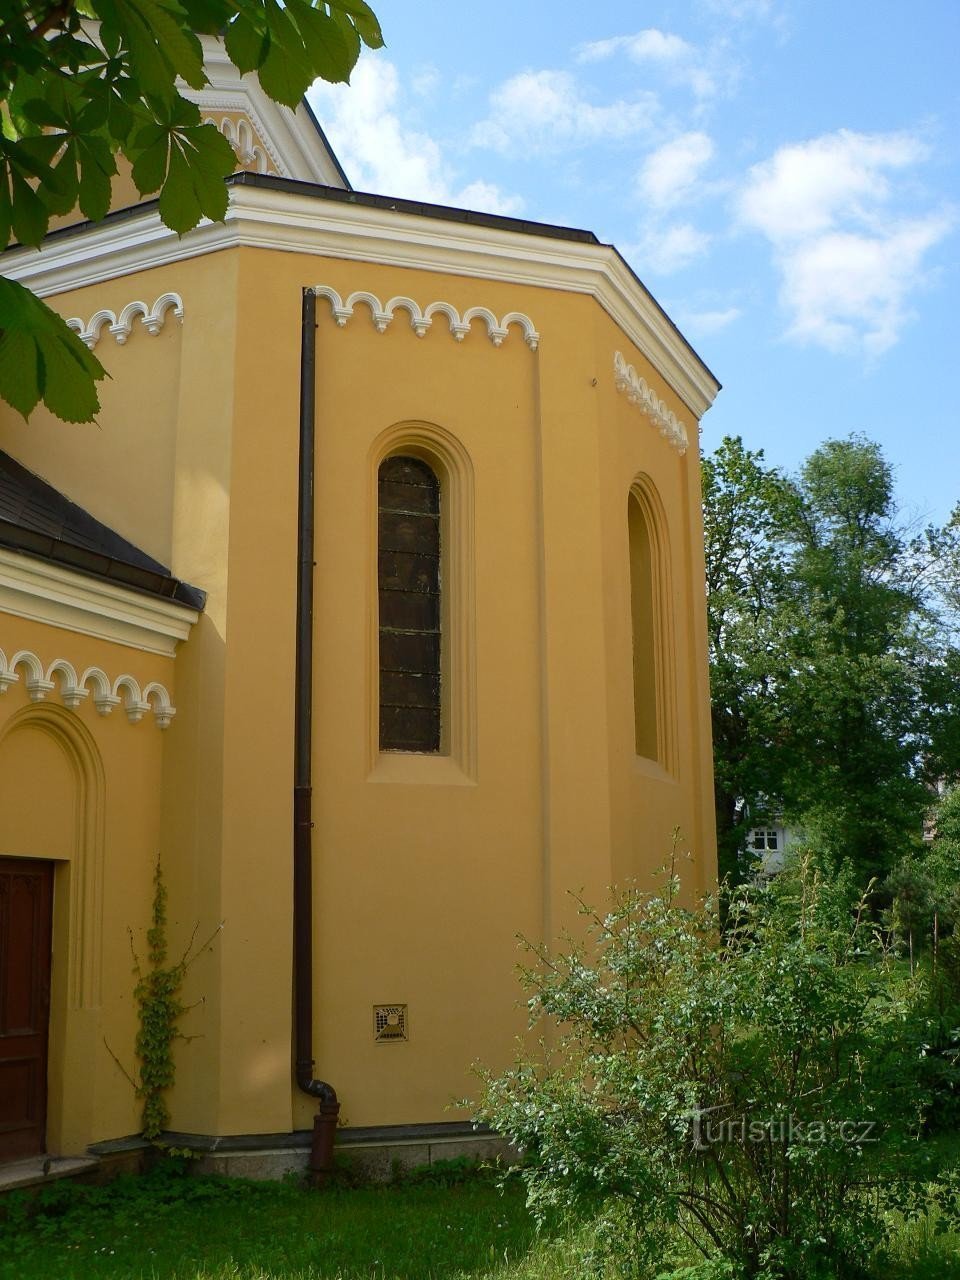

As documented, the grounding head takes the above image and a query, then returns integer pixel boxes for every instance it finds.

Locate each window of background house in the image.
[378,455,441,753]
[750,828,780,852]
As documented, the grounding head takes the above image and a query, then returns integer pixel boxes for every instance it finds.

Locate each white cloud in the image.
[639,132,715,208]
[470,69,659,154]
[700,0,774,19]
[308,57,524,215]
[678,306,742,336]
[579,29,694,65]
[739,130,927,241]
[456,180,524,216]
[410,65,440,98]
[629,223,712,275]
[779,217,952,355]
[577,28,720,99]
[737,128,953,355]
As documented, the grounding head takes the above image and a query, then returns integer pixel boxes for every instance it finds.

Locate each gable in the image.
[182,35,350,189]
[45,30,350,235]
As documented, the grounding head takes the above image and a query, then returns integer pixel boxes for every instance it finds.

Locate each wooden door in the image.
[0,858,53,1162]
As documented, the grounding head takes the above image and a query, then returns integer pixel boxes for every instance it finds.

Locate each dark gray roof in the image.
[229,169,602,244]
[0,449,205,610]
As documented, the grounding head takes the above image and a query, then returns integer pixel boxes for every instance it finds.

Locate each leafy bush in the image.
[881,788,960,1131]
[475,858,956,1280]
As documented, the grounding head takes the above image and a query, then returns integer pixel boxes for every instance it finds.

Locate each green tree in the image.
[0,0,382,422]
[701,436,793,883]
[779,438,959,880]
[703,434,960,886]
[475,861,948,1279]
[884,787,960,1132]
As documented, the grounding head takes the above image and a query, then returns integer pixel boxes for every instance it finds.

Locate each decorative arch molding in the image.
[0,703,106,1009]
[0,648,175,728]
[628,474,679,775]
[202,113,271,174]
[368,420,477,780]
[66,292,183,351]
[313,285,540,350]
[614,351,689,456]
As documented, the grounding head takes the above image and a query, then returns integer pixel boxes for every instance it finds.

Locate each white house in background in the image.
[744,821,790,876]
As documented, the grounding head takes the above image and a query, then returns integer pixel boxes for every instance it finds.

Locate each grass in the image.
[878,1208,960,1280]
[0,1161,549,1280]
[2,1155,960,1280]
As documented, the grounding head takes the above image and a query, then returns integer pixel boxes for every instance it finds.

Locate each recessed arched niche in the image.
[0,705,105,1009]
[627,476,677,773]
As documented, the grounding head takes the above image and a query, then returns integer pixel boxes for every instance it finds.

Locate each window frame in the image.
[368,424,476,785]
[377,454,443,755]
[627,476,678,775]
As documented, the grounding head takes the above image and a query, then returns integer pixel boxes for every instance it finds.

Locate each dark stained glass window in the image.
[378,455,441,752]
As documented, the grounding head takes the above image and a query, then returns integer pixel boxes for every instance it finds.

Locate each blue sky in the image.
[309,0,959,525]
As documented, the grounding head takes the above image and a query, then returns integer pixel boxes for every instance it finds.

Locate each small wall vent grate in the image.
[374,1004,408,1042]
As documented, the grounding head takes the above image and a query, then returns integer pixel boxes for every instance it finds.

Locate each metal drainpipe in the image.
[294,286,340,1183]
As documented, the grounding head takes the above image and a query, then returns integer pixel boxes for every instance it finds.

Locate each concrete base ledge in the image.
[197,1132,513,1182]
[0,1155,100,1196]
[86,1123,514,1184]
[335,1132,513,1182]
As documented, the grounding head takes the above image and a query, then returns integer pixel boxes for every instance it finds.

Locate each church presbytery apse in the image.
[0,35,719,1175]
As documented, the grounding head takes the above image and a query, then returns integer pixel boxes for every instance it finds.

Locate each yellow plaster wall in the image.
[0,229,716,1151]
[46,157,145,236]
[0,273,183,567]
[0,615,174,1151]
[0,251,240,1148]
[592,304,717,904]
[218,248,717,1130]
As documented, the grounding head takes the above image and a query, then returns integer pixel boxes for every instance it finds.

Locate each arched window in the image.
[378,455,441,752]
[628,491,658,760]
[627,480,675,769]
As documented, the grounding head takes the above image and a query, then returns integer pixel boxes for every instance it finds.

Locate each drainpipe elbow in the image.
[296,1064,338,1106]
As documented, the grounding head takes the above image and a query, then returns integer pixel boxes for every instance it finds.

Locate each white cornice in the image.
[614,351,689,454]
[0,548,199,657]
[3,184,721,416]
[314,285,540,349]
[0,646,176,728]
[67,291,182,349]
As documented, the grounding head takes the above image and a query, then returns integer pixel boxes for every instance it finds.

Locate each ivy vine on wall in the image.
[108,861,222,1143]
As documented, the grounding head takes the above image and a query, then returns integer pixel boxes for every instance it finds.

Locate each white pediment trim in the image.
[0,548,199,657]
[180,35,348,187]
[4,184,720,417]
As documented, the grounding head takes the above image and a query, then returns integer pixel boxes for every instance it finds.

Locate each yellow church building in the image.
[0,41,719,1181]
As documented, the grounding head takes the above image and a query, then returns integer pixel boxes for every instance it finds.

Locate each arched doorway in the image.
[0,857,54,1161]
[0,706,105,1161]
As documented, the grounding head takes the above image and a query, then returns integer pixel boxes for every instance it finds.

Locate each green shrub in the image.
[475,857,955,1280]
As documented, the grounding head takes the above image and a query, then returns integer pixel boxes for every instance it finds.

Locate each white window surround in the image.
[0,547,199,657]
[3,183,721,420]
